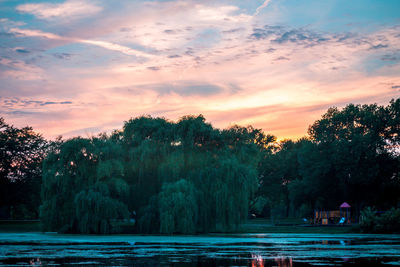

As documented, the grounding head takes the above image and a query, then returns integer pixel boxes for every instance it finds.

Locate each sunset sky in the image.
[1,0,399,140]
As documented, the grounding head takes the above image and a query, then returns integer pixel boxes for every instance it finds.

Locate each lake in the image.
[0,233,399,266]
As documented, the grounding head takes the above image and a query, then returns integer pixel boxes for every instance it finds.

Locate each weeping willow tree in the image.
[158,179,198,234]
[75,189,128,234]
[40,136,129,233]
[135,115,269,233]
[41,115,274,234]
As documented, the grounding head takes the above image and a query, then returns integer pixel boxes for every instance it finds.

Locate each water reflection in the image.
[309,239,349,245]
[1,233,400,266]
[251,254,264,267]
[274,257,293,267]
[29,258,41,266]
[251,255,293,267]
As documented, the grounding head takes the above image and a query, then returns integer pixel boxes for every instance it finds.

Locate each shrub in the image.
[360,207,400,233]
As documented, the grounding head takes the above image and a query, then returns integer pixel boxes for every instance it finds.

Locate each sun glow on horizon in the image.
[1,0,399,140]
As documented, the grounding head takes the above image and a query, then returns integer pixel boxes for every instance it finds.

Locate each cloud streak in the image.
[254,0,273,16]
[8,28,152,58]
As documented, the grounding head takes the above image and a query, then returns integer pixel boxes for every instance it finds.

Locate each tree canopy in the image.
[40,115,270,234]
[258,99,400,219]
[0,118,48,219]
[2,98,399,234]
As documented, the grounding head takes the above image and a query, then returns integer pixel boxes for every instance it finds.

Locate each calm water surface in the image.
[0,233,400,266]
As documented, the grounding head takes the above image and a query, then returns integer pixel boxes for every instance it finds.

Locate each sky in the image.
[0,0,399,140]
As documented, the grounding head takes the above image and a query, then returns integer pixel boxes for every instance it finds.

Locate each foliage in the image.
[3,98,399,234]
[257,99,400,220]
[41,115,268,234]
[0,118,48,219]
[359,207,377,233]
[75,189,129,234]
[40,136,130,233]
[158,179,197,234]
[305,100,400,212]
[360,207,400,233]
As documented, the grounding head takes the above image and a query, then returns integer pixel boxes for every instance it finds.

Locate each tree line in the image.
[0,99,399,234]
[257,100,400,221]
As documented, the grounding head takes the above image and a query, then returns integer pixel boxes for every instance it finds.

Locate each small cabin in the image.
[314,202,351,225]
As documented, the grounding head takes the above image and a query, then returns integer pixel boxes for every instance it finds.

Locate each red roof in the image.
[340,202,351,208]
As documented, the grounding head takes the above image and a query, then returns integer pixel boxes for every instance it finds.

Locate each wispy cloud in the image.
[80,39,152,58]
[8,28,152,58]
[0,58,44,80]
[254,0,273,16]
[1,0,400,140]
[9,28,62,40]
[1,98,73,108]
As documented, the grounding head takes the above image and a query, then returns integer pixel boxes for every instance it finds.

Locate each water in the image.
[0,233,400,266]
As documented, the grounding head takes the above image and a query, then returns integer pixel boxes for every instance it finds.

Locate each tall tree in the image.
[0,118,47,219]
[307,100,400,213]
[40,136,129,233]
[41,115,273,234]
[257,99,400,219]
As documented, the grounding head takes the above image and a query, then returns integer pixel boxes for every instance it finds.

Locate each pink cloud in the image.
[2,2,400,140]
[0,58,45,80]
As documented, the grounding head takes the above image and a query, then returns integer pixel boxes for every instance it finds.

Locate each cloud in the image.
[369,44,388,50]
[40,101,73,106]
[250,26,280,40]
[0,57,44,80]
[249,26,332,48]
[147,66,160,71]
[164,29,177,34]
[0,98,73,109]
[2,1,400,140]
[8,27,152,58]
[60,126,104,137]
[113,82,224,97]
[9,28,62,40]
[52,53,73,60]
[381,54,399,62]
[80,39,152,58]
[16,0,102,20]
[14,48,30,53]
[254,0,273,16]
[274,56,290,61]
[272,29,329,45]
[154,83,223,96]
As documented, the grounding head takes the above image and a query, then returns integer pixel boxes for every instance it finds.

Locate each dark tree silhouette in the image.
[0,118,48,219]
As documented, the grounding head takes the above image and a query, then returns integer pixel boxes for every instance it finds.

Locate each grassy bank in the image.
[0,220,41,232]
[0,219,359,234]
[239,218,358,234]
